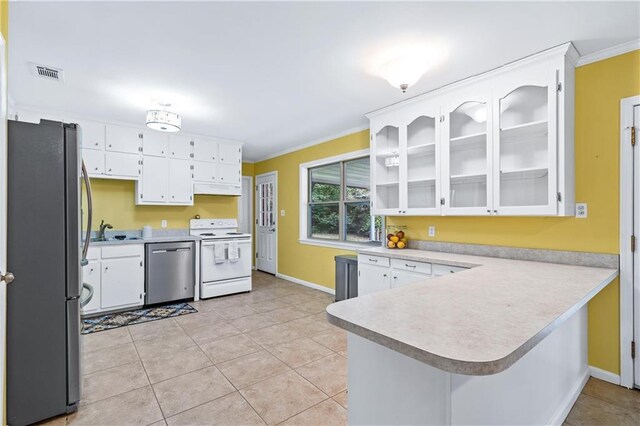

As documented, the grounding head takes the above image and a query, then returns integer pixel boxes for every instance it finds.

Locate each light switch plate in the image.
[575,203,587,218]
[281,210,285,217]
[428,226,436,237]
[161,220,168,228]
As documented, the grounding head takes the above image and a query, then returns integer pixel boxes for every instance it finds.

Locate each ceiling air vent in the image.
[30,63,64,82]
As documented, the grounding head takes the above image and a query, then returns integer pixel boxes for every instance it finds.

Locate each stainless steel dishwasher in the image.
[145,241,195,305]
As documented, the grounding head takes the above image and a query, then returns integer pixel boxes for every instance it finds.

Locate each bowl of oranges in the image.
[386,226,408,249]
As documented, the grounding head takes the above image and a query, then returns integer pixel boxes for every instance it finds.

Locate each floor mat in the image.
[82,302,198,334]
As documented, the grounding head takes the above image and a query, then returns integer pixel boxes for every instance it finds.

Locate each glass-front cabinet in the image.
[492,66,558,215]
[368,43,576,217]
[441,89,493,215]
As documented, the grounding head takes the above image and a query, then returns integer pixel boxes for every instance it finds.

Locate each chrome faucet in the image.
[98,220,113,241]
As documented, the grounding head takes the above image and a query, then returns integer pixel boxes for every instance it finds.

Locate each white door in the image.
[358,265,390,296]
[140,156,169,203]
[142,130,169,157]
[256,172,277,274]
[0,34,9,421]
[105,124,143,154]
[168,158,193,204]
[634,104,640,388]
[238,176,253,235]
[101,258,144,309]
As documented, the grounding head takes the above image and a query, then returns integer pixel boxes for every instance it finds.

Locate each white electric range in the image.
[190,218,252,299]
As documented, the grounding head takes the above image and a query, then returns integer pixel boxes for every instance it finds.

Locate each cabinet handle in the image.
[140,261,143,267]
[405,264,416,269]
[172,152,175,155]
[383,274,388,277]
[90,268,94,272]
[104,267,109,271]
[487,209,491,214]
[108,169,112,172]
[94,167,98,171]
[94,142,98,146]
[108,144,112,147]
[161,195,164,198]
[369,258,378,263]
[493,210,498,214]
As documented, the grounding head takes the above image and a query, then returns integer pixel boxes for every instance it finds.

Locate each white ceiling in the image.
[9,1,640,161]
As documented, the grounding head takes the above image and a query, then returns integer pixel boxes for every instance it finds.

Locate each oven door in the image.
[201,239,252,283]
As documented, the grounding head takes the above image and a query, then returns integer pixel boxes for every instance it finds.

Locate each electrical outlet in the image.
[575,203,587,218]
[161,220,167,228]
[281,210,285,217]
[428,226,436,237]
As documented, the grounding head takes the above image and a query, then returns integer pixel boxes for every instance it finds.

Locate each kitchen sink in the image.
[90,236,141,242]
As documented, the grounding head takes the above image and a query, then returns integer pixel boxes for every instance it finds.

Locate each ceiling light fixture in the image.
[379,54,431,93]
[146,103,181,132]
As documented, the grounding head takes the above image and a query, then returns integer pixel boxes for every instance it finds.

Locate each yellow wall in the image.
[0,1,7,43]
[254,130,370,285]
[85,162,254,231]
[253,51,640,375]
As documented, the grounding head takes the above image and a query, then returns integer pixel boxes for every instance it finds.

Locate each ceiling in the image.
[9,1,640,162]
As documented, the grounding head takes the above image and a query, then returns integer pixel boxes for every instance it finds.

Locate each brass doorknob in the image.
[1,271,15,284]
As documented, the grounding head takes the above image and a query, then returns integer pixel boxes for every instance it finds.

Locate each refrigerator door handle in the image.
[81,160,92,265]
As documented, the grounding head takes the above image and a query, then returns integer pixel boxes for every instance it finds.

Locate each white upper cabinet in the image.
[168,159,193,203]
[371,119,402,215]
[137,156,169,204]
[169,134,193,159]
[82,148,105,175]
[193,161,217,183]
[193,138,219,162]
[105,151,140,178]
[217,163,241,186]
[441,88,493,216]
[76,119,105,150]
[106,124,143,154]
[403,100,441,215]
[367,43,577,217]
[219,143,242,165]
[492,65,558,216]
[143,130,169,157]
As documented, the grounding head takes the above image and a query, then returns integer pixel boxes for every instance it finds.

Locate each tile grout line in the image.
[128,325,168,421]
[579,387,640,414]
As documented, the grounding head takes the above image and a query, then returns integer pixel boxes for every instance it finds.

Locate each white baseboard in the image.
[589,366,621,385]
[550,369,589,425]
[276,273,335,295]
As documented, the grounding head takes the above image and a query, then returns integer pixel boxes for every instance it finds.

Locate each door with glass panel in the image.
[256,172,277,274]
[402,101,441,215]
[371,119,402,215]
[492,67,558,215]
[442,89,493,215]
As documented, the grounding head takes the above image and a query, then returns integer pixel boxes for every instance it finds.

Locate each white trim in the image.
[589,365,621,386]
[255,171,278,275]
[254,124,369,163]
[577,39,640,67]
[299,238,374,252]
[0,34,7,425]
[550,369,589,426]
[620,96,639,389]
[299,149,370,244]
[239,175,254,264]
[276,272,335,295]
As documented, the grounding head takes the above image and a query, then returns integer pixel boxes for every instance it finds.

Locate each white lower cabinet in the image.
[358,263,391,296]
[81,244,145,315]
[357,254,467,295]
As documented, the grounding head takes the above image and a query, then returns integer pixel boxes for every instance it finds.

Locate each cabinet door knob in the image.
[108,144,112,147]
[105,267,109,271]
[94,142,98,146]
[108,169,112,172]
[221,158,224,161]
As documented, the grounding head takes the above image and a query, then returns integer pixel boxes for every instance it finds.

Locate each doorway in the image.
[620,95,640,389]
[0,34,8,420]
[255,171,277,274]
[238,176,253,235]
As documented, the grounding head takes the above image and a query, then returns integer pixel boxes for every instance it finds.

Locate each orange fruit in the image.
[397,241,406,249]
[387,240,396,248]
[390,236,400,243]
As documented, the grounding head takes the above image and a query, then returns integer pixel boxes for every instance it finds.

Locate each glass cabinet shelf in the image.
[500,167,548,180]
[450,131,486,143]
[407,142,436,155]
[450,173,487,184]
[377,181,400,187]
[501,120,548,141]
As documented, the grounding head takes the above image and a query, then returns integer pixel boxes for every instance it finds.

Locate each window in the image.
[303,152,383,246]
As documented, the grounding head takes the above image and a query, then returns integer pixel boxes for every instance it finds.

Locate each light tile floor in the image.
[41,271,639,425]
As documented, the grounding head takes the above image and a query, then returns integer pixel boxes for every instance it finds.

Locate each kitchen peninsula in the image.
[326,248,618,425]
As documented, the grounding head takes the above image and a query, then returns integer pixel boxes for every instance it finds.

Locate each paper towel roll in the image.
[142,225,153,239]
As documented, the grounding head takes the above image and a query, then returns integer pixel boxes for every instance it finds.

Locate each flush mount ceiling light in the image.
[146,103,181,132]
[375,44,447,93]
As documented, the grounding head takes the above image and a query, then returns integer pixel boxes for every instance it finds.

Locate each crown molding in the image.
[252,124,369,163]
[576,39,640,67]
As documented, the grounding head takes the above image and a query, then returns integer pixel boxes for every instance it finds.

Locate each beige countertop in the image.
[326,247,618,375]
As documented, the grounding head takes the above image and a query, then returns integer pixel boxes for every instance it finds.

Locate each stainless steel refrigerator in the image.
[6,119,93,425]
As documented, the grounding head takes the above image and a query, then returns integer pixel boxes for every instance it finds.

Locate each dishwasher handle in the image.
[152,248,191,254]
